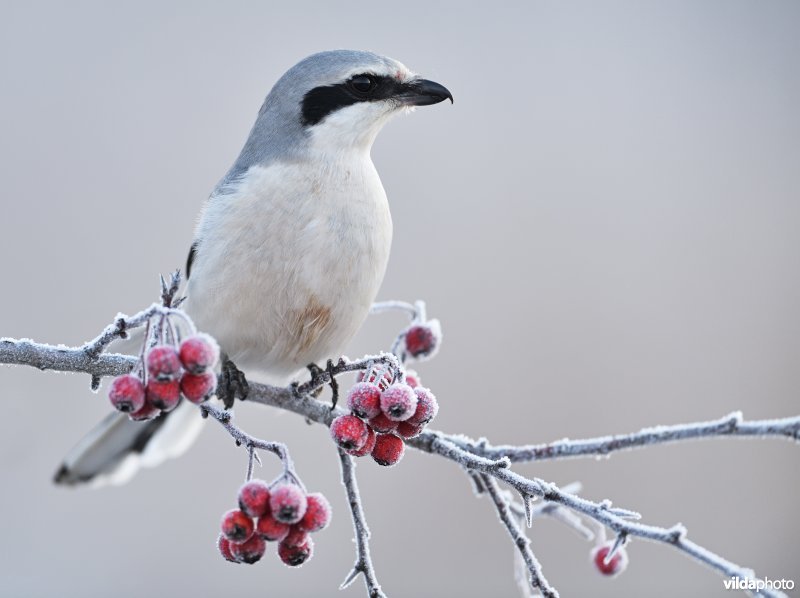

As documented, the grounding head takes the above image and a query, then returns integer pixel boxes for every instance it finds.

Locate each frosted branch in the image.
[338,450,386,598]
[1,306,796,597]
[426,436,788,598]
[446,412,800,463]
[481,473,559,598]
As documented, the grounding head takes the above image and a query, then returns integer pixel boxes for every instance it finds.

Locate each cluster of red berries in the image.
[107,333,219,420]
[591,541,629,576]
[403,320,441,360]
[217,479,331,566]
[330,369,438,467]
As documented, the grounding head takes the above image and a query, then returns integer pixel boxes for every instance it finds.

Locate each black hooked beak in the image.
[397,78,454,106]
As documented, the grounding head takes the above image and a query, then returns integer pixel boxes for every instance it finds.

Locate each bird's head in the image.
[244,50,452,162]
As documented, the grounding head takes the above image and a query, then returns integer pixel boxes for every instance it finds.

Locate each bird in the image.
[54,49,452,487]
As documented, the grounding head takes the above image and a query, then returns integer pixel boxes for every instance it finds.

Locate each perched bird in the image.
[55,49,452,486]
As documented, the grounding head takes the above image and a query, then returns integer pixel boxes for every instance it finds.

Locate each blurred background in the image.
[1,1,798,596]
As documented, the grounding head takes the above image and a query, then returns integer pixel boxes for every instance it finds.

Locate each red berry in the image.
[257,513,290,542]
[298,493,331,532]
[407,387,439,425]
[238,479,271,518]
[269,483,308,525]
[592,543,628,576]
[230,533,266,564]
[404,320,441,359]
[180,371,217,404]
[330,414,369,450]
[396,421,424,439]
[146,378,180,412]
[347,425,377,457]
[371,433,405,466]
[217,534,238,563]
[278,537,314,567]
[346,382,382,420]
[368,412,398,434]
[282,525,309,548]
[178,333,220,374]
[128,401,161,421]
[380,383,417,421]
[221,509,255,543]
[405,370,421,388]
[146,345,182,380]
[108,374,145,413]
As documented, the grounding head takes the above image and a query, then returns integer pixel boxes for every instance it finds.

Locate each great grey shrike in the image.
[55,49,452,486]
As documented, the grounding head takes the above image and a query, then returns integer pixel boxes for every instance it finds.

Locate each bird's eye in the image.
[349,75,377,94]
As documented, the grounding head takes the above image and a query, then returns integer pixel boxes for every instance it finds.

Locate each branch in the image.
[481,473,559,598]
[1,319,796,597]
[445,411,800,463]
[338,450,386,598]
[427,436,788,598]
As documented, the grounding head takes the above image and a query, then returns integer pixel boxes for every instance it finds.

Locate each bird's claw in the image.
[218,357,249,409]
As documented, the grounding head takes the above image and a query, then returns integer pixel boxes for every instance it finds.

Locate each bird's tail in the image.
[54,400,205,487]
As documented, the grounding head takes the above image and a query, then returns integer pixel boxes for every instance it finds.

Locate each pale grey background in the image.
[0,1,798,597]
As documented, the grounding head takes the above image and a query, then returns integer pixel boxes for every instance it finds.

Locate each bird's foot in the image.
[306,359,340,410]
[218,356,249,409]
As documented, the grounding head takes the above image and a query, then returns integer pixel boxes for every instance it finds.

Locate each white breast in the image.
[185,156,392,384]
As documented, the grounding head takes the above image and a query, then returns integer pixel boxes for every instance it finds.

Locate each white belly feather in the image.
[184,157,392,383]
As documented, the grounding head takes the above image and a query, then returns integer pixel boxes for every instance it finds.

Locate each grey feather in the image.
[54,412,168,486]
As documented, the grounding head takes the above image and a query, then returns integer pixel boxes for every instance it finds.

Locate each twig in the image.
[481,473,559,598]
[200,403,298,485]
[428,437,788,598]
[337,450,386,598]
[446,411,800,462]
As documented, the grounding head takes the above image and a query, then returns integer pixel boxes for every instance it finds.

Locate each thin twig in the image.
[481,473,559,597]
[200,403,296,483]
[337,450,386,598]
[445,411,800,462]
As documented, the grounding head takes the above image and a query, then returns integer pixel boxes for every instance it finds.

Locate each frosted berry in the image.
[256,513,290,542]
[217,534,238,563]
[146,345,182,381]
[396,421,424,439]
[180,371,217,404]
[405,370,421,388]
[146,378,180,412]
[269,483,308,525]
[371,433,405,466]
[330,414,369,450]
[347,425,377,457]
[298,493,332,532]
[407,387,439,425]
[380,383,417,421]
[179,333,220,374]
[220,509,255,543]
[346,382,382,420]
[108,374,145,413]
[592,543,629,576]
[230,533,266,564]
[404,321,441,359]
[282,525,309,548]
[278,537,314,567]
[368,412,398,434]
[128,401,160,421]
[238,479,271,518]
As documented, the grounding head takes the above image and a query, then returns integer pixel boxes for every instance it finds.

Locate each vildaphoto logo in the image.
[723,576,794,591]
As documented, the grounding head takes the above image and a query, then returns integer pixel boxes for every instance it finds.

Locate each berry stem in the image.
[337,450,386,598]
